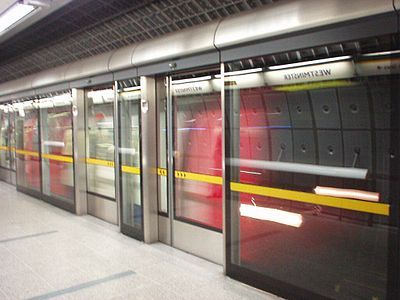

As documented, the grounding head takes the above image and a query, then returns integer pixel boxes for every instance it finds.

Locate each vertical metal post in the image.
[113,81,121,228]
[166,76,175,246]
[225,73,241,266]
[221,62,227,273]
[72,88,87,215]
[141,76,159,243]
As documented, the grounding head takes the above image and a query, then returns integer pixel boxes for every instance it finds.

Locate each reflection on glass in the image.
[226,34,398,299]
[86,87,115,199]
[157,78,168,213]
[40,97,74,204]
[173,73,222,230]
[15,104,41,192]
[0,108,10,168]
[119,86,142,230]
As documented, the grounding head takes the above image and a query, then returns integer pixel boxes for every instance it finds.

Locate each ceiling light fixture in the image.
[0,1,37,34]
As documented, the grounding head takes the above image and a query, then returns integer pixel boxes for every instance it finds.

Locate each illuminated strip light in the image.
[171,76,212,85]
[314,186,379,202]
[0,2,36,34]
[215,68,262,78]
[229,158,368,180]
[122,86,141,92]
[268,56,352,70]
[43,141,65,147]
[240,204,303,228]
[362,50,400,57]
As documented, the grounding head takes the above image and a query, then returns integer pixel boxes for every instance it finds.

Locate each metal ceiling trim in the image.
[137,51,220,76]
[34,82,70,96]
[31,65,69,88]
[108,45,137,72]
[220,11,398,62]
[214,0,394,49]
[69,73,114,89]
[132,20,220,67]
[64,52,113,81]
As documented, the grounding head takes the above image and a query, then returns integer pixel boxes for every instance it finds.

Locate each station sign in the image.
[264,61,355,86]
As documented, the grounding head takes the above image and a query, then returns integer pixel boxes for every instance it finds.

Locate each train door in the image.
[15,100,42,198]
[157,69,223,264]
[39,93,75,212]
[85,85,118,224]
[117,79,143,240]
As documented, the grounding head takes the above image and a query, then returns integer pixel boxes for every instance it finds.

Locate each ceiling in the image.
[0,0,278,84]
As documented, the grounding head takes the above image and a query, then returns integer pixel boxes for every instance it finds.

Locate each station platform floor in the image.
[0,181,278,300]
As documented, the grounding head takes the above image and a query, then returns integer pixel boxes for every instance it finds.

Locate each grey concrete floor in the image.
[0,181,279,300]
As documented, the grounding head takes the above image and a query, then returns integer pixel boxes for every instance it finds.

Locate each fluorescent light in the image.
[215,68,262,78]
[240,204,303,227]
[268,56,352,70]
[171,76,212,85]
[0,2,36,34]
[229,158,368,180]
[362,50,400,57]
[122,86,141,92]
[314,186,379,202]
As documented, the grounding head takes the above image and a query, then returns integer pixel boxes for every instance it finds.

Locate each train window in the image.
[85,87,115,199]
[225,34,399,299]
[172,70,223,231]
[118,80,142,234]
[0,105,11,169]
[40,93,74,205]
[15,101,41,193]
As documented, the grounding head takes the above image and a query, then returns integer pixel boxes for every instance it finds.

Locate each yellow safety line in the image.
[121,165,141,174]
[157,168,167,176]
[174,170,222,185]
[0,146,9,151]
[230,182,390,216]
[86,158,114,167]
[15,149,39,157]
[42,153,73,163]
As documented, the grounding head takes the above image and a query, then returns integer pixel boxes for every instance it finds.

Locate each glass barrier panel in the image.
[9,110,16,171]
[157,78,168,214]
[41,101,74,204]
[15,105,41,192]
[85,88,115,199]
[0,109,10,168]
[119,87,142,229]
[225,34,399,299]
[172,74,222,230]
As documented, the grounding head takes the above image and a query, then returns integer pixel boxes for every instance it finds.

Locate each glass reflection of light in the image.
[240,204,303,228]
[314,186,379,202]
[177,127,207,131]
